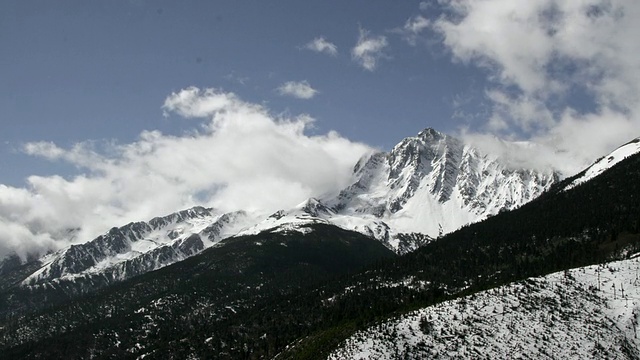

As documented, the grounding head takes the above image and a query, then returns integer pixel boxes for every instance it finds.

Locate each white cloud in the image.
[304,37,338,56]
[395,15,430,46]
[162,86,244,118]
[276,80,319,99]
[433,0,640,175]
[0,87,371,260]
[351,28,389,71]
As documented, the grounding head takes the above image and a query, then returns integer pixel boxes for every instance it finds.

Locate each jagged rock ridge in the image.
[22,207,251,290]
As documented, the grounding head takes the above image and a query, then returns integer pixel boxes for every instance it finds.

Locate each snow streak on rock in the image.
[330,257,640,359]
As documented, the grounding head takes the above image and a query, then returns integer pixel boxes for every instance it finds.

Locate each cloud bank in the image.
[277,80,319,99]
[0,87,371,261]
[432,0,640,174]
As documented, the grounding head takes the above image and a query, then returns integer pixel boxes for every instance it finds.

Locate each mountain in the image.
[329,128,556,237]
[2,139,638,359]
[329,256,640,359]
[0,128,562,323]
[254,128,557,253]
[0,207,255,319]
[13,127,640,359]
[0,128,556,299]
[0,128,557,299]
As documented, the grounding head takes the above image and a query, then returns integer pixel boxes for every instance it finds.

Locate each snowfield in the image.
[329,256,640,359]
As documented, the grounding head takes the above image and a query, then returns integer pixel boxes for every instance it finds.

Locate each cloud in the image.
[394,15,430,46]
[432,0,640,175]
[223,72,250,85]
[0,87,371,261]
[276,80,319,99]
[304,37,338,56]
[162,87,244,118]
[351,28,389,71]
[419,2,432,12]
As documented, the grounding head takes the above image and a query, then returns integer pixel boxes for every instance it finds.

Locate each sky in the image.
[1,0,639,260]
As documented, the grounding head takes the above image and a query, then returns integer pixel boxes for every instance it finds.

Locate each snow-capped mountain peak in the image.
[325,128,557,244]
[298,197,335,217]
[234,128,557,255]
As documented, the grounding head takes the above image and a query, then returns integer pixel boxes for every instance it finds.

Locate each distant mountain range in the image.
[1,128,639,359]
[13,128,559,295]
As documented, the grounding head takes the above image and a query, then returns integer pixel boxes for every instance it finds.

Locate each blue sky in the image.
[1,0,639,259]
[1,0,488,186]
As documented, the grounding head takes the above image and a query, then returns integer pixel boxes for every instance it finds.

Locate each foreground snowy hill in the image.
[329,256,640,359]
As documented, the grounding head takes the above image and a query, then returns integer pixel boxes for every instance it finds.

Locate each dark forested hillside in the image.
[2,153,640,360]
[0,224,395,359]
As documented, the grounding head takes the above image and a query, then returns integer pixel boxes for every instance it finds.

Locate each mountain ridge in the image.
[1,128,561,298]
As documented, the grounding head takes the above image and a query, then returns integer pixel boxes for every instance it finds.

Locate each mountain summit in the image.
[319,128,558,250]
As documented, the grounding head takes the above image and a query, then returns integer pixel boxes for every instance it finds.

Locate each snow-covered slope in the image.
[566,138,640,190]
[329,256,640,359]
[22,206,254,288]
